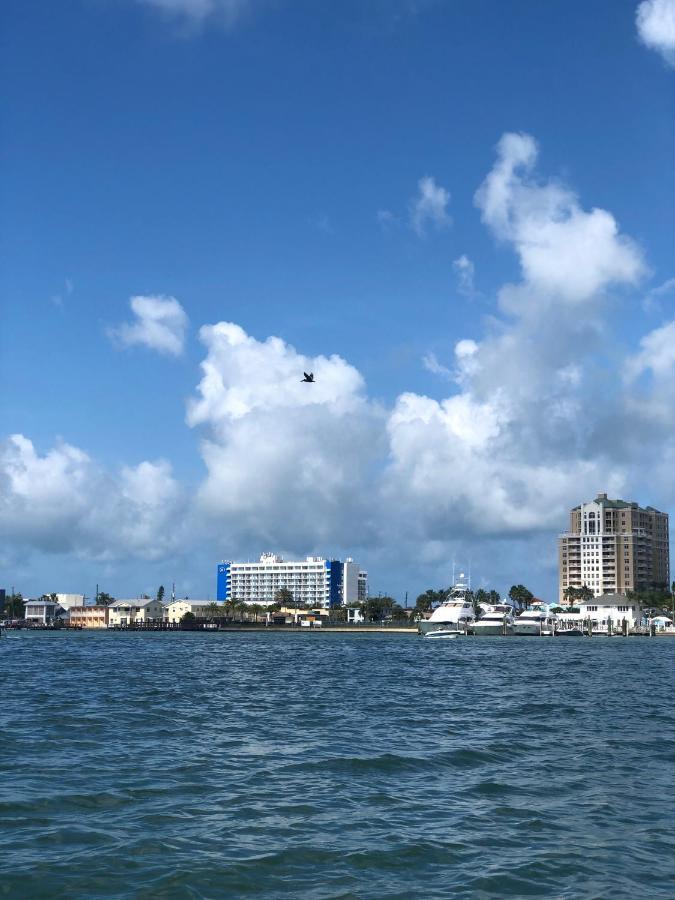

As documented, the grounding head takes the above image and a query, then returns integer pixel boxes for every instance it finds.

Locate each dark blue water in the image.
[1,632,674,898]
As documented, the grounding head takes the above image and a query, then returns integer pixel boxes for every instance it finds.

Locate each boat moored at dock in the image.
[470,605,515,636]
[513,609,557,636]
[418,572,474,636]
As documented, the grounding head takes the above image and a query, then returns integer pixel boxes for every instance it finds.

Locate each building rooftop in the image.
[571,494,666,514]
[167,599,213,606]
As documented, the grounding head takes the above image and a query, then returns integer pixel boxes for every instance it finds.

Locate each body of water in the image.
[1,631,674,898]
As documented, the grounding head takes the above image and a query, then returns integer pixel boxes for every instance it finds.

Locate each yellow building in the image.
[69,606,109,628]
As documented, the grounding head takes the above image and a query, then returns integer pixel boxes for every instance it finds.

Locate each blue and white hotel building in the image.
[217,553,362,609]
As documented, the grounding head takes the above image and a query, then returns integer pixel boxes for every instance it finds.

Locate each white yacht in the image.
[471,604,515,636]
[418,572,475,636]
[513,608,556,636]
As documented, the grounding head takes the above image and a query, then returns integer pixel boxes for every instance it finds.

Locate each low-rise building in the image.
[165,600,215,624]
[69,606,110,629]
[23,599,64,625]
[578,594,641,632]
[55,593,86,611]
[107,599,166,627]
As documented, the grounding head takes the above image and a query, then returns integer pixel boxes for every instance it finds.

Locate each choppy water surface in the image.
[1,632,674,898]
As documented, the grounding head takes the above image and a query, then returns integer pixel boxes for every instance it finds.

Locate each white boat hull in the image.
[472,623,513,636]
[513,624,544,636]
[418,621,467,635]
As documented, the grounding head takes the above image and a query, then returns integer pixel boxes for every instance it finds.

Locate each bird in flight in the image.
[302,372,315,383]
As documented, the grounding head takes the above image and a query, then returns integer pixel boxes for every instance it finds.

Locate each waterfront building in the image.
[68,606,109,629]
[558,493,670,603]
[23,598,63,625]
[55,593,85,610]
[358,570,368,604]
[578,593,642,632]
[165,599,214,624]
[216,554,362,608]
[107,599,166,627]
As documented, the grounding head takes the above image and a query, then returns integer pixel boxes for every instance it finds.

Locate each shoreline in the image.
[5,625,675,637]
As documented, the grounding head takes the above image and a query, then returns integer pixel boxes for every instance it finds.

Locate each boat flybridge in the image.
[471,604,515,636]
[418,571,474,636]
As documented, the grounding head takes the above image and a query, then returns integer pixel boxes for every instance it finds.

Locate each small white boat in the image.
[424,629,460,640]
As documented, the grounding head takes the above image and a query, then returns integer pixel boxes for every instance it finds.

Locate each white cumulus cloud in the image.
[6,131,673,600]
[186,323,383,552]
[109,295,189,356]
[637,0,675,66]
[475,132,644,311]
[410,176,451,237]
[625,319,675,381]
[0,435,186,560]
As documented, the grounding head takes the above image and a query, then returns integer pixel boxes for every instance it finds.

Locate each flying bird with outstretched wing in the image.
[302,372,315,383]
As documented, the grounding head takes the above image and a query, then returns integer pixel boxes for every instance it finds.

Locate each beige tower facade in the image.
[558,493,670,603]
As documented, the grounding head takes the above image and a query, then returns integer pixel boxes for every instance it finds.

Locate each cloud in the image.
[410,176,451,237]
[109,295,188,356]
[134,0,255,28]
[376,209,398,230]
[186,323,384,551]
[0,435,185,560]
[383,390,625,540]
[453,255,476,296]
[422,352,452,379]
[50,277,74,309]
[637,0,675,66]
[643,276,675,312]
[381,132,646,546]
[6,131,672,601]
[474,133,644,312]
[625,319,675,381]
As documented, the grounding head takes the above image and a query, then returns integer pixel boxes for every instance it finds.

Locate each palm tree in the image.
[508,584,533,611]
[579,585,594,603]
[248,603,264,623]
[564,586,579,608]
[206,602,220,620]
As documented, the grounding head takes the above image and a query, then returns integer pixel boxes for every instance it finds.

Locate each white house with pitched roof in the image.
[107,599,166,627]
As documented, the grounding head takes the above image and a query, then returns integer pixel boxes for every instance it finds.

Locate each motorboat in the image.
[471,604,515,636]
[424,629,460,640]
[418,572,475,636]
[556,625,584,637]
[513,608,557,636]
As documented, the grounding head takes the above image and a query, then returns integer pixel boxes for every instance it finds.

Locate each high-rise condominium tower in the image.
[558,493,669,603]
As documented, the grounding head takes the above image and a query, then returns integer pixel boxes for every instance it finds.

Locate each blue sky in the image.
[2,0,675,602]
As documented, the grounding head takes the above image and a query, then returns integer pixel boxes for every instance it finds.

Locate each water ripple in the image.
[0,631,673,897]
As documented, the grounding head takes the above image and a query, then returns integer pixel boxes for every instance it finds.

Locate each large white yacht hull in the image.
[513,624,544,636]
[472,623,513,636]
